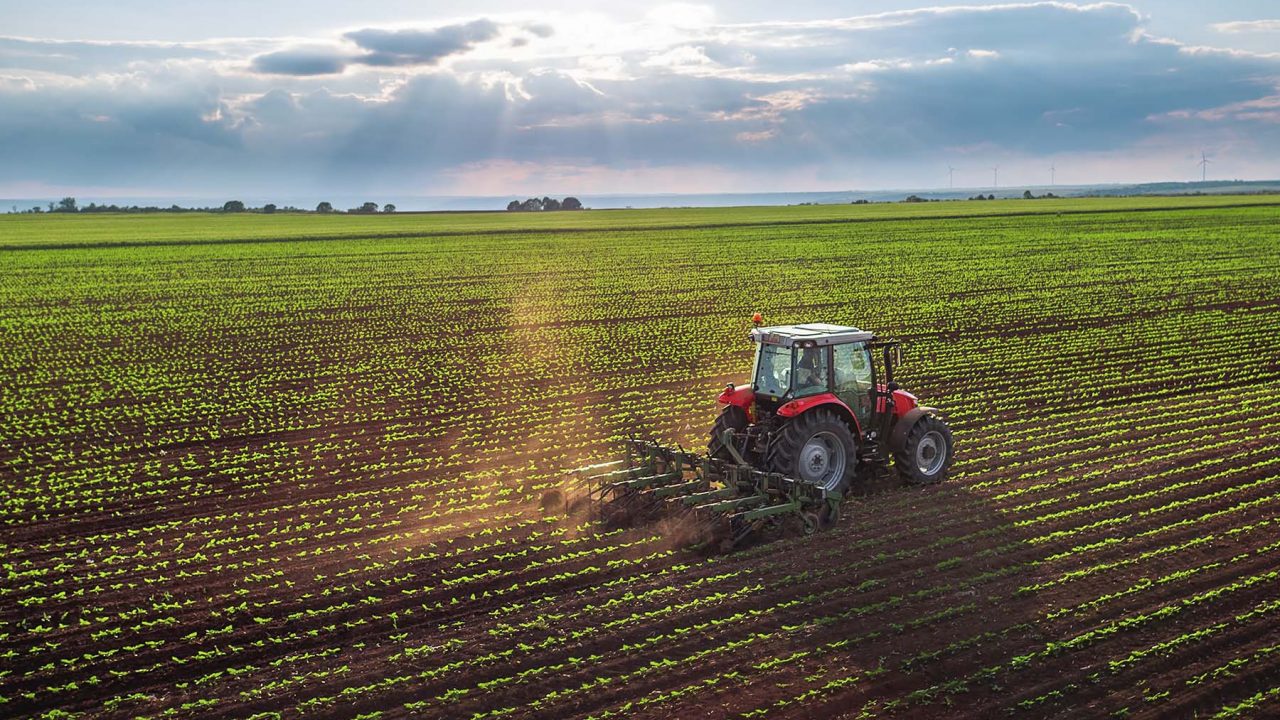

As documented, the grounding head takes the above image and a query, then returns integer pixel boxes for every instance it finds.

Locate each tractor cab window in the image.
[792,346,829,397]
[833,342,874,427]
[753,343,792,397]
[754,343,830,398]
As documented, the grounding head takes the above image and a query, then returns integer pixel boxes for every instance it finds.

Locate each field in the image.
[3,196,1280,719]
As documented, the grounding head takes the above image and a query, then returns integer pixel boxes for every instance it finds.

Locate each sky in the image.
[1,1,1278,198]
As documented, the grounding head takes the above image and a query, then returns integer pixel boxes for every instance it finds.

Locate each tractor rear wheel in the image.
[895,414,954,485]
[766,409,857,494]
[708,405,749,461]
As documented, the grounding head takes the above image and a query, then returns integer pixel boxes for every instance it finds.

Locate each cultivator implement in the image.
[572,437,843,551]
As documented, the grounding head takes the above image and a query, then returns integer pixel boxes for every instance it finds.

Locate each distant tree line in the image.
[963,191,1060,201]
[506,196,583,211]
[353,202,395,213]
[8,197,399,214]
[314,201,394,213]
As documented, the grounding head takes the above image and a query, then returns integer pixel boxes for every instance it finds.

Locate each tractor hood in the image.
[717,383,754,409]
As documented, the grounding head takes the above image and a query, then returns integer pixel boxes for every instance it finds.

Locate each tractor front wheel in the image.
[895,414,954,485]
[767,409,857,494]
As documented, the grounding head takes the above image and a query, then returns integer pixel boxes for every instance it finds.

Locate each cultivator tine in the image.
[649,479,708,499]
[574,461,641,503]
[676,485,739,507]
[693,493,767,515]
[572,459,627,473]
[651,503,719,549]
[695,508,758,553]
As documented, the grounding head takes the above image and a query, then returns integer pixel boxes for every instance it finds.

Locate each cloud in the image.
[1212,20,1280,33]
[523,23,556,39]
[248,18,508,76]
[251,45,350,76]
[2,3,1279,196]
[736,128,778,143]
[642,45,717,69]
[1152,94,1280,124]
[0,35,229,76]
[345,19,500,67]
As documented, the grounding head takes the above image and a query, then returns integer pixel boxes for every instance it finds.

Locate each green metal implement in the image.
[572,437,845,550]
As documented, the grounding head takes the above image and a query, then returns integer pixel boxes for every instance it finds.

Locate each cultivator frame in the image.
[574,437,843,551]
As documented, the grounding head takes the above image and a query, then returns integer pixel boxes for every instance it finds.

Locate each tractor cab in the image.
[748,323,880,430]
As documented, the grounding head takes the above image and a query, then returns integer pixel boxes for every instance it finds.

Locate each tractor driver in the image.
[794,347,825,394]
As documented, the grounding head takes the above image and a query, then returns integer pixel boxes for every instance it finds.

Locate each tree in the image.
[57,197,77,212]
[263,203,277,214]
[223,200,246,212]
[316,201,333,213]
[543,197,562,211]
[354,202,378,214]
[562,196,582,210]
[1023,190,1034,200]
[904,194,925,203]
[506,200,521,211]
[382,203,396,213]
[521,198,544,211]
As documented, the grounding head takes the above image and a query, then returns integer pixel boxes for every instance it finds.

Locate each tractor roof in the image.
[750,323,874,347]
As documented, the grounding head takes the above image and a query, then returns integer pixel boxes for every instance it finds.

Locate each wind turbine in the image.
[948,165,956,189]
[992,166,999,189]
[1197,151,1211,183]
[1050,164,1056,186]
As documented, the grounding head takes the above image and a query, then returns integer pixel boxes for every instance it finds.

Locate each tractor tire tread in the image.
[708,405,749,460]
[895,414,954,485]
[766,408,857,495]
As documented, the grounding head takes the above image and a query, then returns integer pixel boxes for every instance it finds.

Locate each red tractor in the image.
[710,321,953,492]
[577,319,953,547]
